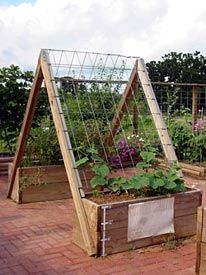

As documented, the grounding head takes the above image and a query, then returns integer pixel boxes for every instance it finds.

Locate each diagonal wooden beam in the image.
[105,60,138,147]
[7,56,43,198]
[137,58,178,164]
[40,50,95,256]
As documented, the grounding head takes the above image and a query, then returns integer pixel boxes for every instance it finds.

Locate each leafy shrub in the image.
[0,65,49,153]
[168,119,206,162]
[23,118,61,166]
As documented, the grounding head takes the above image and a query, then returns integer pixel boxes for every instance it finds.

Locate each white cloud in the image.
[1,0,206,69]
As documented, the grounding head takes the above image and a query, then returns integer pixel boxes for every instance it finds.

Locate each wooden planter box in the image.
[0,155,14,176]
[73,188,202,256]
[157,158,206,178]
[9,164,94,204]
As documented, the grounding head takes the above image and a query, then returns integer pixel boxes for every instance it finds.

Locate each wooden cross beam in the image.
[105,60,138,147]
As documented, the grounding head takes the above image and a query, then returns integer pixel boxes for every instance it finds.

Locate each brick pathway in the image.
[0,175,205,275]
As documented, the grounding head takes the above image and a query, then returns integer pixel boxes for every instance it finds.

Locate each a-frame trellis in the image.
[7,49,179,256]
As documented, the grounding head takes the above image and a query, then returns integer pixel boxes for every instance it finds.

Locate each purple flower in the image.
[194,119,206,133]
[117,139,128,150]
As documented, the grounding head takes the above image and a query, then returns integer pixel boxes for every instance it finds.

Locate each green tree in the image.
[0,65,49,153]
[146,51,206,83]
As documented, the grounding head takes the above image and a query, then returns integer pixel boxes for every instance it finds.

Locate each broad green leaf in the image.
[90,176,108,188]
[92,164,110,177]
[75,157,89,167]
[136,162,151,170]
[87,148,98,155]
[165,180,177,190]
[110,184,120,193]
[140,151,155,163]
[132,174,150,190]
[91,154,104,163]
[150,178,165,189]
[121,181,133,190]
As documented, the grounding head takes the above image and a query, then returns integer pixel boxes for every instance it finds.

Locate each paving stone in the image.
[0,175,205,274]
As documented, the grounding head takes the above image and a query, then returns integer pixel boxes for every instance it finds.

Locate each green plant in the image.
[76,147,186,197]
[19,167,47,191]
[163,235,183,250]
[0,65,49,153]
[22,117,62,166]
[168,118,206,162]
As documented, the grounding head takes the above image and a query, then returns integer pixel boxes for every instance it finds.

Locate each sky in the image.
[1,0,206,70]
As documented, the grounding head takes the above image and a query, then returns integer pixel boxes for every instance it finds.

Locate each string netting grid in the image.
[152,83,206,164]
[44,49,166,185]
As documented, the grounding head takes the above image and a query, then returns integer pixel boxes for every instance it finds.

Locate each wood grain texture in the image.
[40,50,95,255]
[105,60,138,147]
[196,207,204,274]
[7,58,43,198]
[73,188,202,256]
[9,165,95,204]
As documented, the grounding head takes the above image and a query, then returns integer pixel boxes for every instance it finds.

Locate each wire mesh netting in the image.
[42,49,165,175]
[22,49,206,174]
[153,84,206,163]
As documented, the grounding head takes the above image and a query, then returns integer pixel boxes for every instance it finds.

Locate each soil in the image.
[89,192,142,204]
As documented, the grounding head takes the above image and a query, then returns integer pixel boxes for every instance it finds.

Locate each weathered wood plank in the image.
[200,242,206,274]
[105,60,138,147]
[201,208,206,243]
[138,58,178,164]
[196,207,204,275]
[73,188,201,256]
[7,58,43,198]
[21,181,71,203]
[72,199,101,254]
[9,165,95,204]
[105,233,173,255]
[40,50,95,255]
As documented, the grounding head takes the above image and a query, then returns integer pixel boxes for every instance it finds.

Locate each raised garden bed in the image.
[0,154,14,176]
[9,164,94,204]
[73,187,202,256]
[157,158,206,178]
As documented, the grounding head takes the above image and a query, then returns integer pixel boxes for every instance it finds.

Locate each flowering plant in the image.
[194,119,206,133]
[110,135,144,168]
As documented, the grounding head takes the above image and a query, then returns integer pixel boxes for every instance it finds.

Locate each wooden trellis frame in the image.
[7,49,179,256]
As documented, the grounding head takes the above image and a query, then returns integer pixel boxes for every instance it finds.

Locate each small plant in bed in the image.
[76,147,186,204]
[110,138,142,168]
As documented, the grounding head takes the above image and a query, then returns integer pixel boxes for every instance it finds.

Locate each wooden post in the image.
[105,60,138,147]
[7,57,43,198]
[133,101,139,135]
[137,58,178,165]
[40,50,95,256]
[196,207,204,274]
[192,85,199,132]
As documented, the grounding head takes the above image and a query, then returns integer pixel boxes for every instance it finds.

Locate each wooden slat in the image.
[196,207,203,275]
[7,58,43,198]
[0,157,14,163]
[138,58,178,165]
[105,60,138,147]
[201,208,206,243]
[200,242,206,274]
[40,50,95,256]
[22,181,71,203]
[72,199,101,254]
